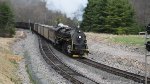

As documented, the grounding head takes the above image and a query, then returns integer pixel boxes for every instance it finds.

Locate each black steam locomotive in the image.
[16,22,89,57]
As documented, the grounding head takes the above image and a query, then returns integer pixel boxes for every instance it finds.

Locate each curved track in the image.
[16,23,150,84]
[38,37,99,84]
[76,58,150,83]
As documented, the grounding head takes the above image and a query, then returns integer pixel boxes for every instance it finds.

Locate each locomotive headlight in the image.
[79,36,82,38]
[146,41,150,51]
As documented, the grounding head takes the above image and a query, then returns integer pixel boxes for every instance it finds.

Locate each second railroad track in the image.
[76,58,150,84]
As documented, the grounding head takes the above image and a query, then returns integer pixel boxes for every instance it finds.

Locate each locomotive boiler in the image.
[55,23,89,57]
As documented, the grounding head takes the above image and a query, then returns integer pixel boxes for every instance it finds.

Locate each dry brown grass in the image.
[85,32,116,43]
[0,30,25,84]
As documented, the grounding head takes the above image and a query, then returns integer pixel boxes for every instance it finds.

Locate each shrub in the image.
[115,27,128,35]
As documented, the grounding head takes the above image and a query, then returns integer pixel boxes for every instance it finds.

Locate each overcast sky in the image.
[46,0,88,20]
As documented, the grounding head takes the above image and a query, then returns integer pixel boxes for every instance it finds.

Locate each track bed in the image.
[39,37,98,84]
[76,58,150,83]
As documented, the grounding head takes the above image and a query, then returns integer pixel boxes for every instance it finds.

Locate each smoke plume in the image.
[46,0,88,20]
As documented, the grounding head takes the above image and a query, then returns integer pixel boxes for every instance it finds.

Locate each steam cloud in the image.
[46,0,88,20]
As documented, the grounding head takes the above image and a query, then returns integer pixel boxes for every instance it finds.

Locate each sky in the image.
[46,0,88,20]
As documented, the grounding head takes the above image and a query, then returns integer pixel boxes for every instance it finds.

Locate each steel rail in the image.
[76,58,150,84]
[39,38,83,84]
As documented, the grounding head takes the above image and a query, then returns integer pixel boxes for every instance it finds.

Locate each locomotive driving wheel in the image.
[67,45,71,54]
[62,42,72,56]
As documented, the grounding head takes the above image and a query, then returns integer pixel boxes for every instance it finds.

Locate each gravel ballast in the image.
[12,30,144,84]
[49,44,141,84]
[12,30,71,84]
[86,33,150,77]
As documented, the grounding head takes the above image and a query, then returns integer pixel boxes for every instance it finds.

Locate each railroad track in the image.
[38,36,150,84]
[38,37,99,84]
[76,58,150,84]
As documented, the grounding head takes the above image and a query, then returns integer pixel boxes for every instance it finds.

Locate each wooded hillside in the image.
[81,0,150,34]
[10,0,78,27]
[81,0,137,34]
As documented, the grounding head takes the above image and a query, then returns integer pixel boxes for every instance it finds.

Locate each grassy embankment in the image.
[112,35,145,46]
[0,31,23,84]
[86,32,145,47]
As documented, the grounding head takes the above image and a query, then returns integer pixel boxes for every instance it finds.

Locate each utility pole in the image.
[144,0,149,83]
[43,0,47,24]
[145,32,148,84]
[145,24,150,84]
[29,19,31,32]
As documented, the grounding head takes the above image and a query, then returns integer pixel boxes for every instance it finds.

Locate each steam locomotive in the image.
[16,22,89,57]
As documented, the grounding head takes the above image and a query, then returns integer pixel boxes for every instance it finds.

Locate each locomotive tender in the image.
[16,22,89,57]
